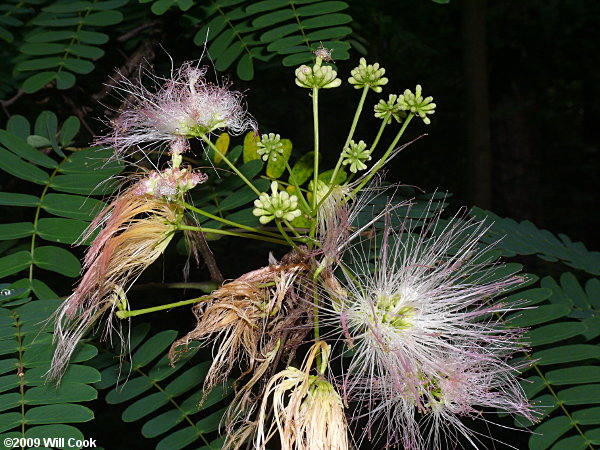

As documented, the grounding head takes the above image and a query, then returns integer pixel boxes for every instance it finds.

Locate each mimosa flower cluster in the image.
[49,47,533,450]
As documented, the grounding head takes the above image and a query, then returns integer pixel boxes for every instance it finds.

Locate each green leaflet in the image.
[92,324,233,449]
[15,1,125,92]
[191,0,354,80]
[0,300,98,437]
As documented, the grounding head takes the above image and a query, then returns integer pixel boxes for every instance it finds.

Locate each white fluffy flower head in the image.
[321,202,531,448]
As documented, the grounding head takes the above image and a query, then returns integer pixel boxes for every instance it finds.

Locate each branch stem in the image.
[328,86,370,186]
[199,133,261,196]
[351,113,414,197]
[116,296,210,319]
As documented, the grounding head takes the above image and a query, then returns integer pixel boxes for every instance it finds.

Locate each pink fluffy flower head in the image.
[98,61,256,156]
[321,203,533,448]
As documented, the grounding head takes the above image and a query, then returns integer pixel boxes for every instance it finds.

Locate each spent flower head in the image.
[50,179,186,380]
[348,58,388,93]
[398,84,436,124]
[257,133,284,161]
[295,57,341,89]
[374,94,408,124]
[341,139,372,173]
[256,342,348,450]
[253,181,301,224]
[314,44,334,62]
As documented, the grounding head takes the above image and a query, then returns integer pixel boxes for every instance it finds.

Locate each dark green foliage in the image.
[0,296,98,445]
[472,207,600,449]
[16,0,127,92]
[188,0,354,80]
[0,111,121,447]
[91,324,232,450]
[0,0,357,98]
[0,112,123,294]
[500,272,600,449]
[472,207,600,276]
[0,0,43,44]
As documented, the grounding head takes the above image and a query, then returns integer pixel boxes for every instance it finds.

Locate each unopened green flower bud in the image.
[295,58,341,89]
[341,140,372,173]
[374,94,407,124]
[253,181,302,224]
[257,133,284,161]
[348,58,388,93]
[398,85,436,125]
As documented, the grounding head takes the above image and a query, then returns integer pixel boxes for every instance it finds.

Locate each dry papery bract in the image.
[169,255,321,446]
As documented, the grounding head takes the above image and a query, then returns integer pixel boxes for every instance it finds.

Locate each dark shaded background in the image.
[246,0,600,252]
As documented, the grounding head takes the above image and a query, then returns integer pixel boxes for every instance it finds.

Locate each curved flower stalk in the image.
[97,61,256,157]
[49,168,205,381]
[255,342,348,450]
[319,204,532,448]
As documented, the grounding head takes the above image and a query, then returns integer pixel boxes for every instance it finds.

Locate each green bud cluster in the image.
[374,94,407,124]
[253,181,302,224]
[295,58,341,89]
[348,58,388,93]
[257,133,284,161]
[341,140,372,173]
[398,85,436,125]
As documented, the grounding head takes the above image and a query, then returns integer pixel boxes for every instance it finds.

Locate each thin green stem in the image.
[199,133,261,196]
[283,219,301,238]
[180,201,282,239]
[329,86,370,185]
[370,118,389,155]
[285,160,311,211]
[276,220,301,252]
[116,296,210,319]
[311,87,320,212]
[351,114,414,197]
[30,164,61,281]
[134,365,212,447]
[178,224,290,245]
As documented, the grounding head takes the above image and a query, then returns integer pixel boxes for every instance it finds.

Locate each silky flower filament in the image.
[47,48,534,450]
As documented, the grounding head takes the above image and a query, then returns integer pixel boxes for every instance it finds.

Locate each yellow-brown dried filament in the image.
[50,180,181,381]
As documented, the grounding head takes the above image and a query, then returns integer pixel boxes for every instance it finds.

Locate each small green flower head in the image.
[295,58,341,89]
[374,94,408,124]
[253,181,302,224]
[398,85,436,125]
[348,58,388,93]
[341,140,372,173]
[257,133,284,161]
